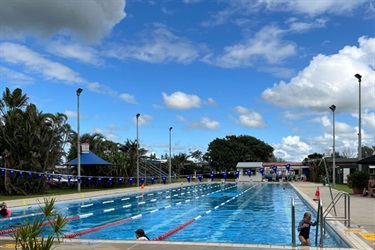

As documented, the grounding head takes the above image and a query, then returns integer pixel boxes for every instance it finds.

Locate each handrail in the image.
[319,198,324,247]
[315,198,321,245]
[323,191,350,227]
[314,192,350,248]
[291,198,296,247]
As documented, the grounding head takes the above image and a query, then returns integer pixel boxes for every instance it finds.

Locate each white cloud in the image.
[262,37,375,113]
[0,42,118,95]
[272,136,312,161]
[202,25,296,68]
[0,42,84,83]
[259,67,295,78]
[283,111,301,120]
[190,116,220,130]
[132,114,154,127]
[203,97,217,105]
[259,0,366,16]
[0,0,126,42]
[119,93,137,104]
[162,91,201,110]
[46,41,102,65]
[0,66,34,85]
[286,18,327,33]
[362,112,375,130]
[92,127,122,142]
[106,24,200,64]
[176,115,186,122]
[233,106,266,128]
[64,110,77,118]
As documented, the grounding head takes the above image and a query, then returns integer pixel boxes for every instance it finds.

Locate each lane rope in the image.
[0,183,236,237]
[152,185,254,241]
[61,183,237,239]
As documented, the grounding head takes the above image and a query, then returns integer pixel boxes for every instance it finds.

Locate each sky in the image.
[0,0,374,162]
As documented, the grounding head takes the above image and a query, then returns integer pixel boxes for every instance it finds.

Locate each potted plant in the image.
[347,171,369,194]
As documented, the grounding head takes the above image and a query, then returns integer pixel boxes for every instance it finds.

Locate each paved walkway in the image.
[0,182,374,249]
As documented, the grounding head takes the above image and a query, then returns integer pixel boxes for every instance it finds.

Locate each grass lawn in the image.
[332,184,353,194]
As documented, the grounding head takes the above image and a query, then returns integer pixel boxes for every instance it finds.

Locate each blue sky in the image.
[0,0,374,162]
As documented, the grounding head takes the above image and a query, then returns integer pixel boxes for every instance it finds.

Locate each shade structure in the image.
[357,155,375,165]
[64,151,113,166]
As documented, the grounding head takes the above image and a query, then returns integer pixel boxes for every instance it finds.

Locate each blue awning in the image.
[64,151,113,166]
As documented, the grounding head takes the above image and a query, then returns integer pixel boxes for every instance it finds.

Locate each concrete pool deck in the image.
[1,181,374,249]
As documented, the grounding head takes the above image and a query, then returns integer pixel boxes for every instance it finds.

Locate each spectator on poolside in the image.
[298,212,317,246]
[0,202,11,217]
[363,175,375,197]
[135,228,149,240]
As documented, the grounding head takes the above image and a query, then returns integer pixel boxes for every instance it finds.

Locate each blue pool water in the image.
[1,183,344,247]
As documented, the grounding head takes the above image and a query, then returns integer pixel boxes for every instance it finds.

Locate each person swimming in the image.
[0,202,11,217]
[135,228,149,240]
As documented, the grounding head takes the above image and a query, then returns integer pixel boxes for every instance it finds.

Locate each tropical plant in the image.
[302,153,324,182]
[13,198,68,250]
[0,87,73,194]
[347,171,369,189]
[173,153,191,176]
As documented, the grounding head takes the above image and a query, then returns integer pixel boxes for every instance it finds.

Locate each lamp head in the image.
[76,88,83,95]
[354,73,362,81]
[329,105,336,112]
[136,113,140,118]
[169,127,173,131]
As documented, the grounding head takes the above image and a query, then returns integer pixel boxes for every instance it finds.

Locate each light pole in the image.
[330,105,336,187]
[169,127,172,183]
[354,73,362,171]
[136,113,140,186]
[76,88,83,192]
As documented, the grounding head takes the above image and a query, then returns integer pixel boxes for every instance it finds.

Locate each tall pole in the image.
[169,127,172,183]
[355,74,362,171]
[76,88,83,192]
[330,105,336,187]
[136,113,140,186]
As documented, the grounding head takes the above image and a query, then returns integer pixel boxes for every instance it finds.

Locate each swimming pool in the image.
[1,183,345,247]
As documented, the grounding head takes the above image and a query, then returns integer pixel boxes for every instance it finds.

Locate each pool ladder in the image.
[291,192,350,248]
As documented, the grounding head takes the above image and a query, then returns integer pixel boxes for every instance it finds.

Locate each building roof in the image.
[236,162,263,168]
[262,162,304,167]
[357,155,375,165]
[64,151,113,166]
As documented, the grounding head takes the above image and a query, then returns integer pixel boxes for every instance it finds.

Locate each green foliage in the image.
[346,171,369,189]
[205,135,274,171]
[302,153,325,182]
[13,198,68,250]
[0,87,72,195]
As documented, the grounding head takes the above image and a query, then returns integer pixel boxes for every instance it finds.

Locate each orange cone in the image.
[313,187,320,201]
[141,183,144,190]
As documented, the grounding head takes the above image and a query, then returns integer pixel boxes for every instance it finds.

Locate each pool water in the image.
[1,183,343,247]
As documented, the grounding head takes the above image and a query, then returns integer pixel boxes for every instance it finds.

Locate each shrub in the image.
[13,198,67,250]
[347,171,369,189]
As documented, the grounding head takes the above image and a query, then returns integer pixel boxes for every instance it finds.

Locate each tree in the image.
[172,153,191,176]
[0,88,72,194]
[190,150,203,162]
[302,153,324,182]
[341,147,357,158]
[204,135,274,171]
[362,145,375,158]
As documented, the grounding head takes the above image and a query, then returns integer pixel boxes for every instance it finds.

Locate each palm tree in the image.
[173,153,190,179]
[0,88,73,194]
[0,87,29,118]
